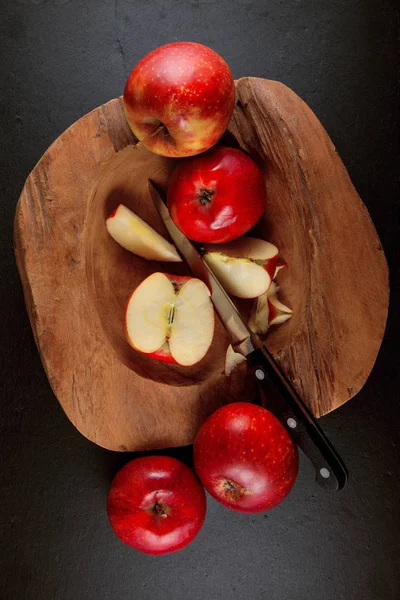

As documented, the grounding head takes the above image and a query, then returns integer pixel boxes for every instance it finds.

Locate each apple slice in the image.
[274,262,286,279]
[249,281,293,335]
[224,344,247,376]
[125,272,214,366]
[106,204,181,262]
[202,237,279,298]
[267,285,293,326]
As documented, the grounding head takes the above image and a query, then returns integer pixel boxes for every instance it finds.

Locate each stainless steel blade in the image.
[148,179,254,356]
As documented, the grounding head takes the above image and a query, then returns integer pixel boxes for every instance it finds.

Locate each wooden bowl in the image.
[14,78,389,451]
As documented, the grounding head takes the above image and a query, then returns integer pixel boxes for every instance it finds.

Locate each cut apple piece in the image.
[249,281,293,335]
[224,344,247,377]
[125,272,174,353]
[125,272,214,366]
[169,278,215,366]
[274,262,286,279]
[106,204,181,262]
[202,237,279,298]
[204,253,271,298]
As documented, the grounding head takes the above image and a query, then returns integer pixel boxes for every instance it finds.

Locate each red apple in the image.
[123,42,235,157]
[107,456,206,555]
[194,402,298,513]
[124,272,215,366]
[167,146,266,243]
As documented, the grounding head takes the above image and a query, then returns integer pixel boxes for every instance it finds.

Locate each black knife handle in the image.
[246,346,348,491]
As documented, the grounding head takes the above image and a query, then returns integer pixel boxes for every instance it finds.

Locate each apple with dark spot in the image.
[167,146,266,243]
[123,42,235,157]
[107,456,206,555]
[194,402,298,513]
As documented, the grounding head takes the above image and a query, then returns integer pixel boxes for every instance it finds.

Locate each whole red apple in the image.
[167,146,266,243]
[193,402,298,513]
[123,42,235,157]
[107,456,206,555]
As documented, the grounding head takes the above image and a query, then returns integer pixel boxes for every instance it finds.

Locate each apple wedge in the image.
[125,272,215,366]
[274,262,286,279]
[224,344,247,376]
[249,281,293,335]
[106,204,181,262]
[202,237,279,298]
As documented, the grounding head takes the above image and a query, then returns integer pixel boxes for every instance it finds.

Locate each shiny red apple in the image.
[107,456,206,555]
[167,146,266,243]
[193,402,298,513]
[123,42,235,157]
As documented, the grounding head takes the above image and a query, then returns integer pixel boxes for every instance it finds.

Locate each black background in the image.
[1,1,399,599]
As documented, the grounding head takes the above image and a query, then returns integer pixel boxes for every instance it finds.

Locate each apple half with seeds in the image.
[202,237,279,299]
[125,272,215,366]
[106,204,181,262]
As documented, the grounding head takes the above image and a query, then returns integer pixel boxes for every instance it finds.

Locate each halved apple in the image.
[249,281,293,335]
[202,237,279,298]
[125,272,215,366]
[106,204,181,262]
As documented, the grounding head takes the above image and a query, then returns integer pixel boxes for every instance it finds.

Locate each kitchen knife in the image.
[148,179,348,491]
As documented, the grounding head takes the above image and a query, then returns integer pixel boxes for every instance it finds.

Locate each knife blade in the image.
[148,179,348,491]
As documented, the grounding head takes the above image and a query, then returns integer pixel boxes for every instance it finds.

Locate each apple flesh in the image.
[274,262,286,279]
[123,42,235,157]
[167,146,266,243]
[194,402,298,513]
[125,272,215,366]
[106,204,181,262]
[202,237,279,298]
[249,281,293,335]
[107,456,206,555]
[224,344,246,376]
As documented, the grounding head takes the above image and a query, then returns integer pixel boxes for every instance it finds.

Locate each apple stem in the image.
[154,502,168,519]
[135,123,167,149]
[198,188,215,206]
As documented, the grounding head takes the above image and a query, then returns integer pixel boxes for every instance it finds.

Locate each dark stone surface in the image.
[0,1,398,599]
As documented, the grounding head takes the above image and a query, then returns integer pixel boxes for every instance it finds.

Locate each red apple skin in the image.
[167,146,266,244]
[263,255,278,281]
[107,456,206,555]
[124,272,193,365]
[146,343,178,365]
[123,42,235,157]
[194,402,298,513]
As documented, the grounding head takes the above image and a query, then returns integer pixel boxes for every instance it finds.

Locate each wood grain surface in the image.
[14,78,389,451]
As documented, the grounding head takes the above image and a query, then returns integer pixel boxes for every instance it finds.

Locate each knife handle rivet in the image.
[320,468,330,479]
[255,368,265,380]
[287,417,297,429]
